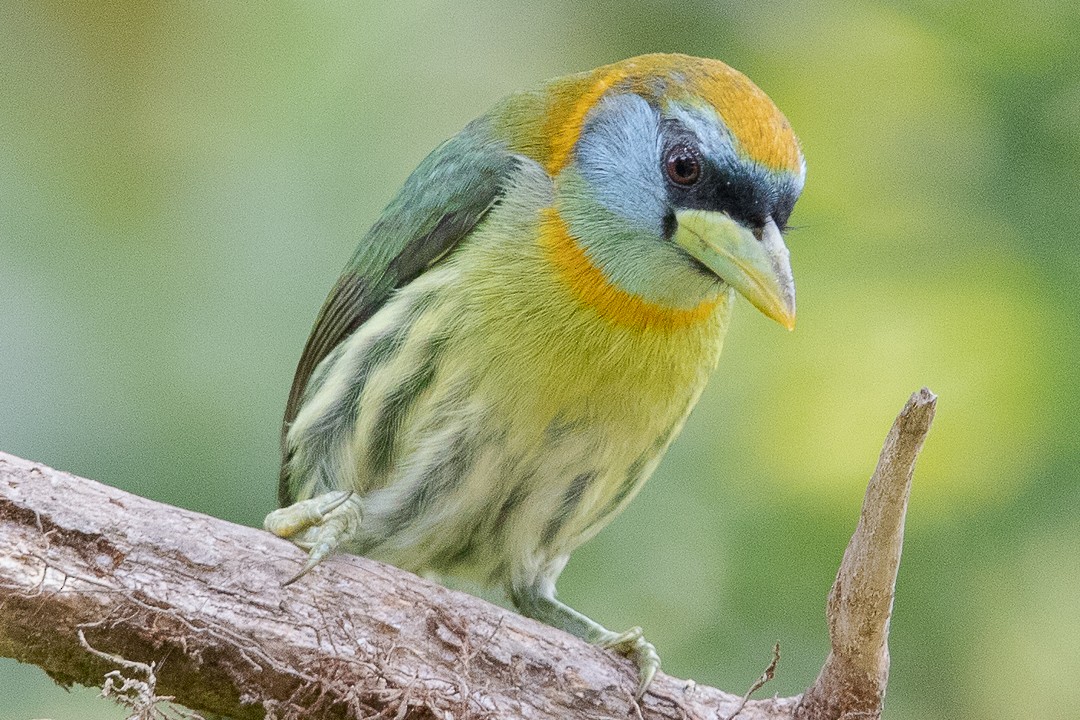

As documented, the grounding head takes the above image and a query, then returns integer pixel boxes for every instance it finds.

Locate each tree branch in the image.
[795,387,936,720]
[0,389,935,720]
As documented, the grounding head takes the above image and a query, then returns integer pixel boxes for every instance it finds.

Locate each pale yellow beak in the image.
[672,209,796,330]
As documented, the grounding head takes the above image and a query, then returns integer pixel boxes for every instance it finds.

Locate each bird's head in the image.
[497,54,804,329]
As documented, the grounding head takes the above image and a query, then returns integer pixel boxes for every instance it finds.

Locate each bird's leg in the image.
[263,491,364,585]
[511,582,660,698]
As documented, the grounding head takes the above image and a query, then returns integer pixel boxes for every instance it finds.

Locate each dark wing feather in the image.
[280,118,518,503]
[282,206,495,430]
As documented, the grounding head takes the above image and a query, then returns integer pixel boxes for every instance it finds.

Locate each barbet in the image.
[266,53,804,695]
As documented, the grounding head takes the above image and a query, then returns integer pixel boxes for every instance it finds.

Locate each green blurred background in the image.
[2,1,1077,718]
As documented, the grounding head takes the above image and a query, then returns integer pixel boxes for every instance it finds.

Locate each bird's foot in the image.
[263,490,363,584]
[511,583,661,699]
[597,626,661,699]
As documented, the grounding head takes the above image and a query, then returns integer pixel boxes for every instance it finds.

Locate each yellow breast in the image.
[446,204,732,449]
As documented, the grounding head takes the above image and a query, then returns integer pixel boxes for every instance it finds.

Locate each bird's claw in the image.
[263,490,352,537]
[599,626,660,698]
[263,491,363,585]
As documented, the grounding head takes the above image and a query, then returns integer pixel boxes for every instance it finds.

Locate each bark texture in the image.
[0,389,936,720]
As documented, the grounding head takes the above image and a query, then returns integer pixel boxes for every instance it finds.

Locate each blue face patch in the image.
[571,93,667,236]
[557,92,724,309]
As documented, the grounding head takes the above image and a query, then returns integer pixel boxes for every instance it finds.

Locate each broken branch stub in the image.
[795,387,937,720]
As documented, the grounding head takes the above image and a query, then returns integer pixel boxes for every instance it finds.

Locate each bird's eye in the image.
[664,144,701,186]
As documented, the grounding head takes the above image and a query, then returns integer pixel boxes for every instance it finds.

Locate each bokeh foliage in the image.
[1,1,1077,718]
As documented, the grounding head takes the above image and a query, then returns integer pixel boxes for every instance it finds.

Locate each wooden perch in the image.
[0,389,935,720]
[795,387,936,719]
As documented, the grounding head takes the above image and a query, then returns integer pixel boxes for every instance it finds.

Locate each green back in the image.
[280,117,518,502]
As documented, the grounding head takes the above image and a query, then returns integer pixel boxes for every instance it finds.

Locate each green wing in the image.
[281,118,518,468]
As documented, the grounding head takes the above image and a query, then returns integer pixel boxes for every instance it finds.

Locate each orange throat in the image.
[539,208,721,331]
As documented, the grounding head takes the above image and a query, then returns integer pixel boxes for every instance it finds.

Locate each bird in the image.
[264,53,804,697]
